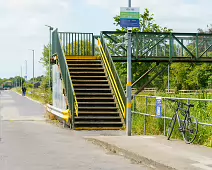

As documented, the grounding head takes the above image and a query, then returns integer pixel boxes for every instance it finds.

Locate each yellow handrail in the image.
[97,39,126,119]
[74,94,78,117]
[69,76,79,117]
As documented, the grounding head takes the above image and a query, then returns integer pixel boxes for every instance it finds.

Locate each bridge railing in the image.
[132,95,212,136]
[52,29,77,127]
[101,31,212,62]
[58,32,95,56]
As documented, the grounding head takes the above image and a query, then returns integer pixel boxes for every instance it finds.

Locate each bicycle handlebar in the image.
[166,98,194,108]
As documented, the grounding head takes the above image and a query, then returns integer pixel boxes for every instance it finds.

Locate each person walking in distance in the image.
[23,86,27,96]
[22,86,24,96]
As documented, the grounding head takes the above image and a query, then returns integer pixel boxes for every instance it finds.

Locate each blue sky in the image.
[0,0,211,79]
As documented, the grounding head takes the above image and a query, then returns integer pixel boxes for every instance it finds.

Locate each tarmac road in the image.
[0,90,149,170]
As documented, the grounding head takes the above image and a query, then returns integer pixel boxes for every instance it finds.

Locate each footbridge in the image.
[51,29,212,130]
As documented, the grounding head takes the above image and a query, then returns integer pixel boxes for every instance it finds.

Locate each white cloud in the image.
[85,0,211,32]
[0,0,211,79]
[0,0,73,78]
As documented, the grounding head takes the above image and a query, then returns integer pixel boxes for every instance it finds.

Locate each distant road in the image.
[0,90,45,120]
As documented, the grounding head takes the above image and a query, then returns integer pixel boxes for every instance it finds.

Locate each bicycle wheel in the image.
[167,114,177,140]
[182,116,198,144]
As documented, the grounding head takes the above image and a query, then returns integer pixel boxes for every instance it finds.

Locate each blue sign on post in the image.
[156,97,162,118]
[120,7,140,28]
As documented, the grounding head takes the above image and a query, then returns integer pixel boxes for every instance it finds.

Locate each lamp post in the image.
[45,25,54,88]
[29,49,35,86]
[20,66,22,87]
[25,60,27,81]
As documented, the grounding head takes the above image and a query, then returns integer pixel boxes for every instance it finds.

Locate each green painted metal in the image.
[132,63,158,88]
[133,63,170,96]
[101,31,212,62]
[196,33,199,58]
[58,32,94,56]
[52,29,77,128]
[100,32,126,117]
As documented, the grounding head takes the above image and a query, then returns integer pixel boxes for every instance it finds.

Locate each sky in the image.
[0,0,211,79]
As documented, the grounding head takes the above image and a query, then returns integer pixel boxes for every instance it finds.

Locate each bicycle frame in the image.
[167,99,198,144]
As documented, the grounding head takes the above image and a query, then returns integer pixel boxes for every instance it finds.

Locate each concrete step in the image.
[73,84,110,87]
[78,102,116,104]
[75,89,112,94]
[77,97,114,102]
[74,122,123,125]
[67,60,101,64]
[75,93,114,98]
[71,76,107,80]
[75,116,122,123]
[75,88,111,91]
[68,63,103,67]
[78,107,118,112]
[77,111,120,117]
[70,72,106,76]
[78,102,116,107]
[72,80,108,83]
[75,116,121,119]
[74,127,123,130]
[69,68,104,70]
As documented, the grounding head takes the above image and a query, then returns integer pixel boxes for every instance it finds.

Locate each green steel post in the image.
[196,33,199,58]
[205,42,208,57]
[169,33,173,59]
[92,35,95,56]
[181,39,184,56]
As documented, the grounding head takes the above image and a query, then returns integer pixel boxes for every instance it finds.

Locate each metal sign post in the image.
[120,1,140,136]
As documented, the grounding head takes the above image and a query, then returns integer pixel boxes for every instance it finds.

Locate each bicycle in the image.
[167,99,198,144]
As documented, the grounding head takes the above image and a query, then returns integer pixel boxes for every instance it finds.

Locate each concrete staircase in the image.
[67,57,124,130]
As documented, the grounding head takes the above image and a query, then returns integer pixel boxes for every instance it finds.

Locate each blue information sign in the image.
[156,97,162,118]
[120,19,140,28]
[120,7,140,28]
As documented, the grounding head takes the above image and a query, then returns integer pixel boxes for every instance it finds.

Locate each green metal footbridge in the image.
[51,30,212,130]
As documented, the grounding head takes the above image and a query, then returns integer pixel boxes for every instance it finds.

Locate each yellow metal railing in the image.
[74,93,79,117]
[69,75,79,117]
[97,39,126,118]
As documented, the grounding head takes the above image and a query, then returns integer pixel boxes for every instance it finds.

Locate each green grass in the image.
[132,92,212,147]
[12,87,52,105]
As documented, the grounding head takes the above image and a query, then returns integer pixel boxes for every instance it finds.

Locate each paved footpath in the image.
[87,134,212,170]
[0,90,149,170]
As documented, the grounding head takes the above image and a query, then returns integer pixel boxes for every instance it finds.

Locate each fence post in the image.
[164,99,166,136]
[133,95,137,112]
[144,96,147,135]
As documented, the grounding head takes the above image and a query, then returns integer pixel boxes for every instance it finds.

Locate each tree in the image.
[170,25,212,91]
[40,44,51,89]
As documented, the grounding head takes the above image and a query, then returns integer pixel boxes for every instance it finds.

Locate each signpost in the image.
[120,1,140,136]
[156,97,163,118]
[120,7,140,28]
